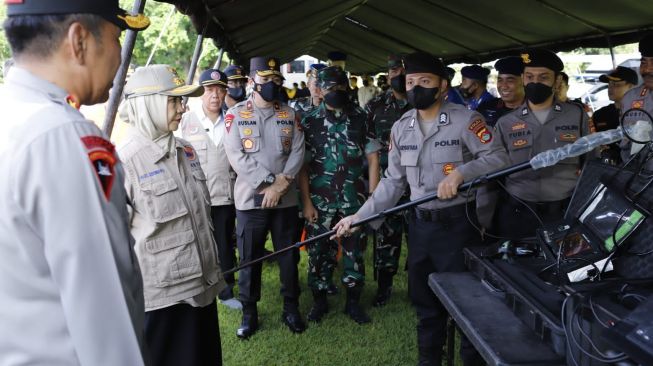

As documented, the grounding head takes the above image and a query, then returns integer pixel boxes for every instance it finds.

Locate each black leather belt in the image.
[413,203,470,222]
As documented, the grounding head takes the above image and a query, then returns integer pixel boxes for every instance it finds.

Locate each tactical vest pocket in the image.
[145,229,202,287]
[140,178,189,223]
[191,168,211,206]
[193,141,209,164]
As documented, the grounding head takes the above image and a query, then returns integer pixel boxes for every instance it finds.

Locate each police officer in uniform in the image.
[334,52,508,366]
[620,34,653,169]
[223,64,249,111]
[0,1,150,364]
[477,56,525,127]
[494,49,591,238]
[365,54,412,307]
[299,66,380,324]
[459,64,493,110]
[118,65,225,366]
[180,68,242,309]
[223,56,306,338]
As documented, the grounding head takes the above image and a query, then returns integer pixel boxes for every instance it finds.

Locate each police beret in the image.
[387,54,403,69]
[327,51,347,61]
[224,65,247,80]
[599,66,638,85]
[403,52,447,79]
[6,0,150,31]
[250,56,282,77]
[198,69,227,87]
[640,33,653,57]
[494,56,524,76]
[520,49,564,72]
[317,66,348,89]
[461,65,491,82]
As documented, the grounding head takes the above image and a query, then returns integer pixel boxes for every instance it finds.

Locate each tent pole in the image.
[214,48,225,69]
[102,0,147,138]
[606,35,617,68]
[145,6,175,66]
[186,34,204,85]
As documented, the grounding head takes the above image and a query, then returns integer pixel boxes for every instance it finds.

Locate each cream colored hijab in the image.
[119,93,176,152]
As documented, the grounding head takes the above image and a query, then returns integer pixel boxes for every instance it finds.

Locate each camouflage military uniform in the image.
[302,102,380,291]
[291,96,315,119]
[365,91,411,276]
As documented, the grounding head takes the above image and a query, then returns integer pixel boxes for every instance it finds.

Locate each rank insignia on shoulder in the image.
[522,108,528,116]
[81,136,116,201]
[641,87,648,97]
[554,104,562,112]
[409,118,415,129]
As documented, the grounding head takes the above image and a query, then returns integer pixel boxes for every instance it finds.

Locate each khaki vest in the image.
[180,110,236,206]
[118,131,225,311]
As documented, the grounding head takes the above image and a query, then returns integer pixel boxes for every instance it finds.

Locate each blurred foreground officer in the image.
[460,64,492,110]
[477,56,525,127]
[333,52,507,366]
[223,64,249,110]
[299,66,380,324]
[365,54,412,307]
[223,56,306,338]
[620,34,653,167]
[0,1,150,365]
[118,65,225,366]
[180,69,241,309]
[494,50,590,238]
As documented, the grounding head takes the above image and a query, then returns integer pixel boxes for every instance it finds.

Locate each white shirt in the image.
[197,107,224,145]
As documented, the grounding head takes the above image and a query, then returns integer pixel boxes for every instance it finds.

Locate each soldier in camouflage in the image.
[365,54,412,307]
[291,63,326,119]
[298,66,381,324]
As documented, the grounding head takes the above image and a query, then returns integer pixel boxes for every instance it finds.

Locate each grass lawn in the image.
[218,237,463,366]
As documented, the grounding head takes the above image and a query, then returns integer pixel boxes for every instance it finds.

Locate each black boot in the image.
[281,297,306,333]
[307,290,329,322]
[373,270,394,307]
[236,302,258,339]
[344,287,371,324]
[417,318,444,366]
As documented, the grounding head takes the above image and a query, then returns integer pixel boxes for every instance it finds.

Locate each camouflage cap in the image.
[317,66,348,89]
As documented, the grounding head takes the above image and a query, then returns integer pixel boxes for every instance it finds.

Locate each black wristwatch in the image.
[264,173,276,184]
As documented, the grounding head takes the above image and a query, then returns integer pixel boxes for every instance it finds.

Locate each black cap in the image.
[494,56,524,76]
[387,54,403,69]
[224,65,247,80]
[199,69,227,87]
[317,66,348,89]
[6,0,150,31]
[599,66,638,85]
[520,49,564,72]
[461,65,491,82]
[249,56,282,77]
[403,51,447,79]
[640,34,653,57]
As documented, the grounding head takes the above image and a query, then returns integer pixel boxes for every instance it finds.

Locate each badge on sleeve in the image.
[81,136,117,200]
[184,146,196,160]
[225,113,234,133]
[468,119,493,144]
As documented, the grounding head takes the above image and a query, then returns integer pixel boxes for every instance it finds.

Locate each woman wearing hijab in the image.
[117,65,226,366]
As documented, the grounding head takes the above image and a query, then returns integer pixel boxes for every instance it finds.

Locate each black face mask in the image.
[227,86,246,102]
[255,81,281,102]
[390,74,406,93]
[524,82,553,104]
[407,86,439,110]
[324,90,349,109]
